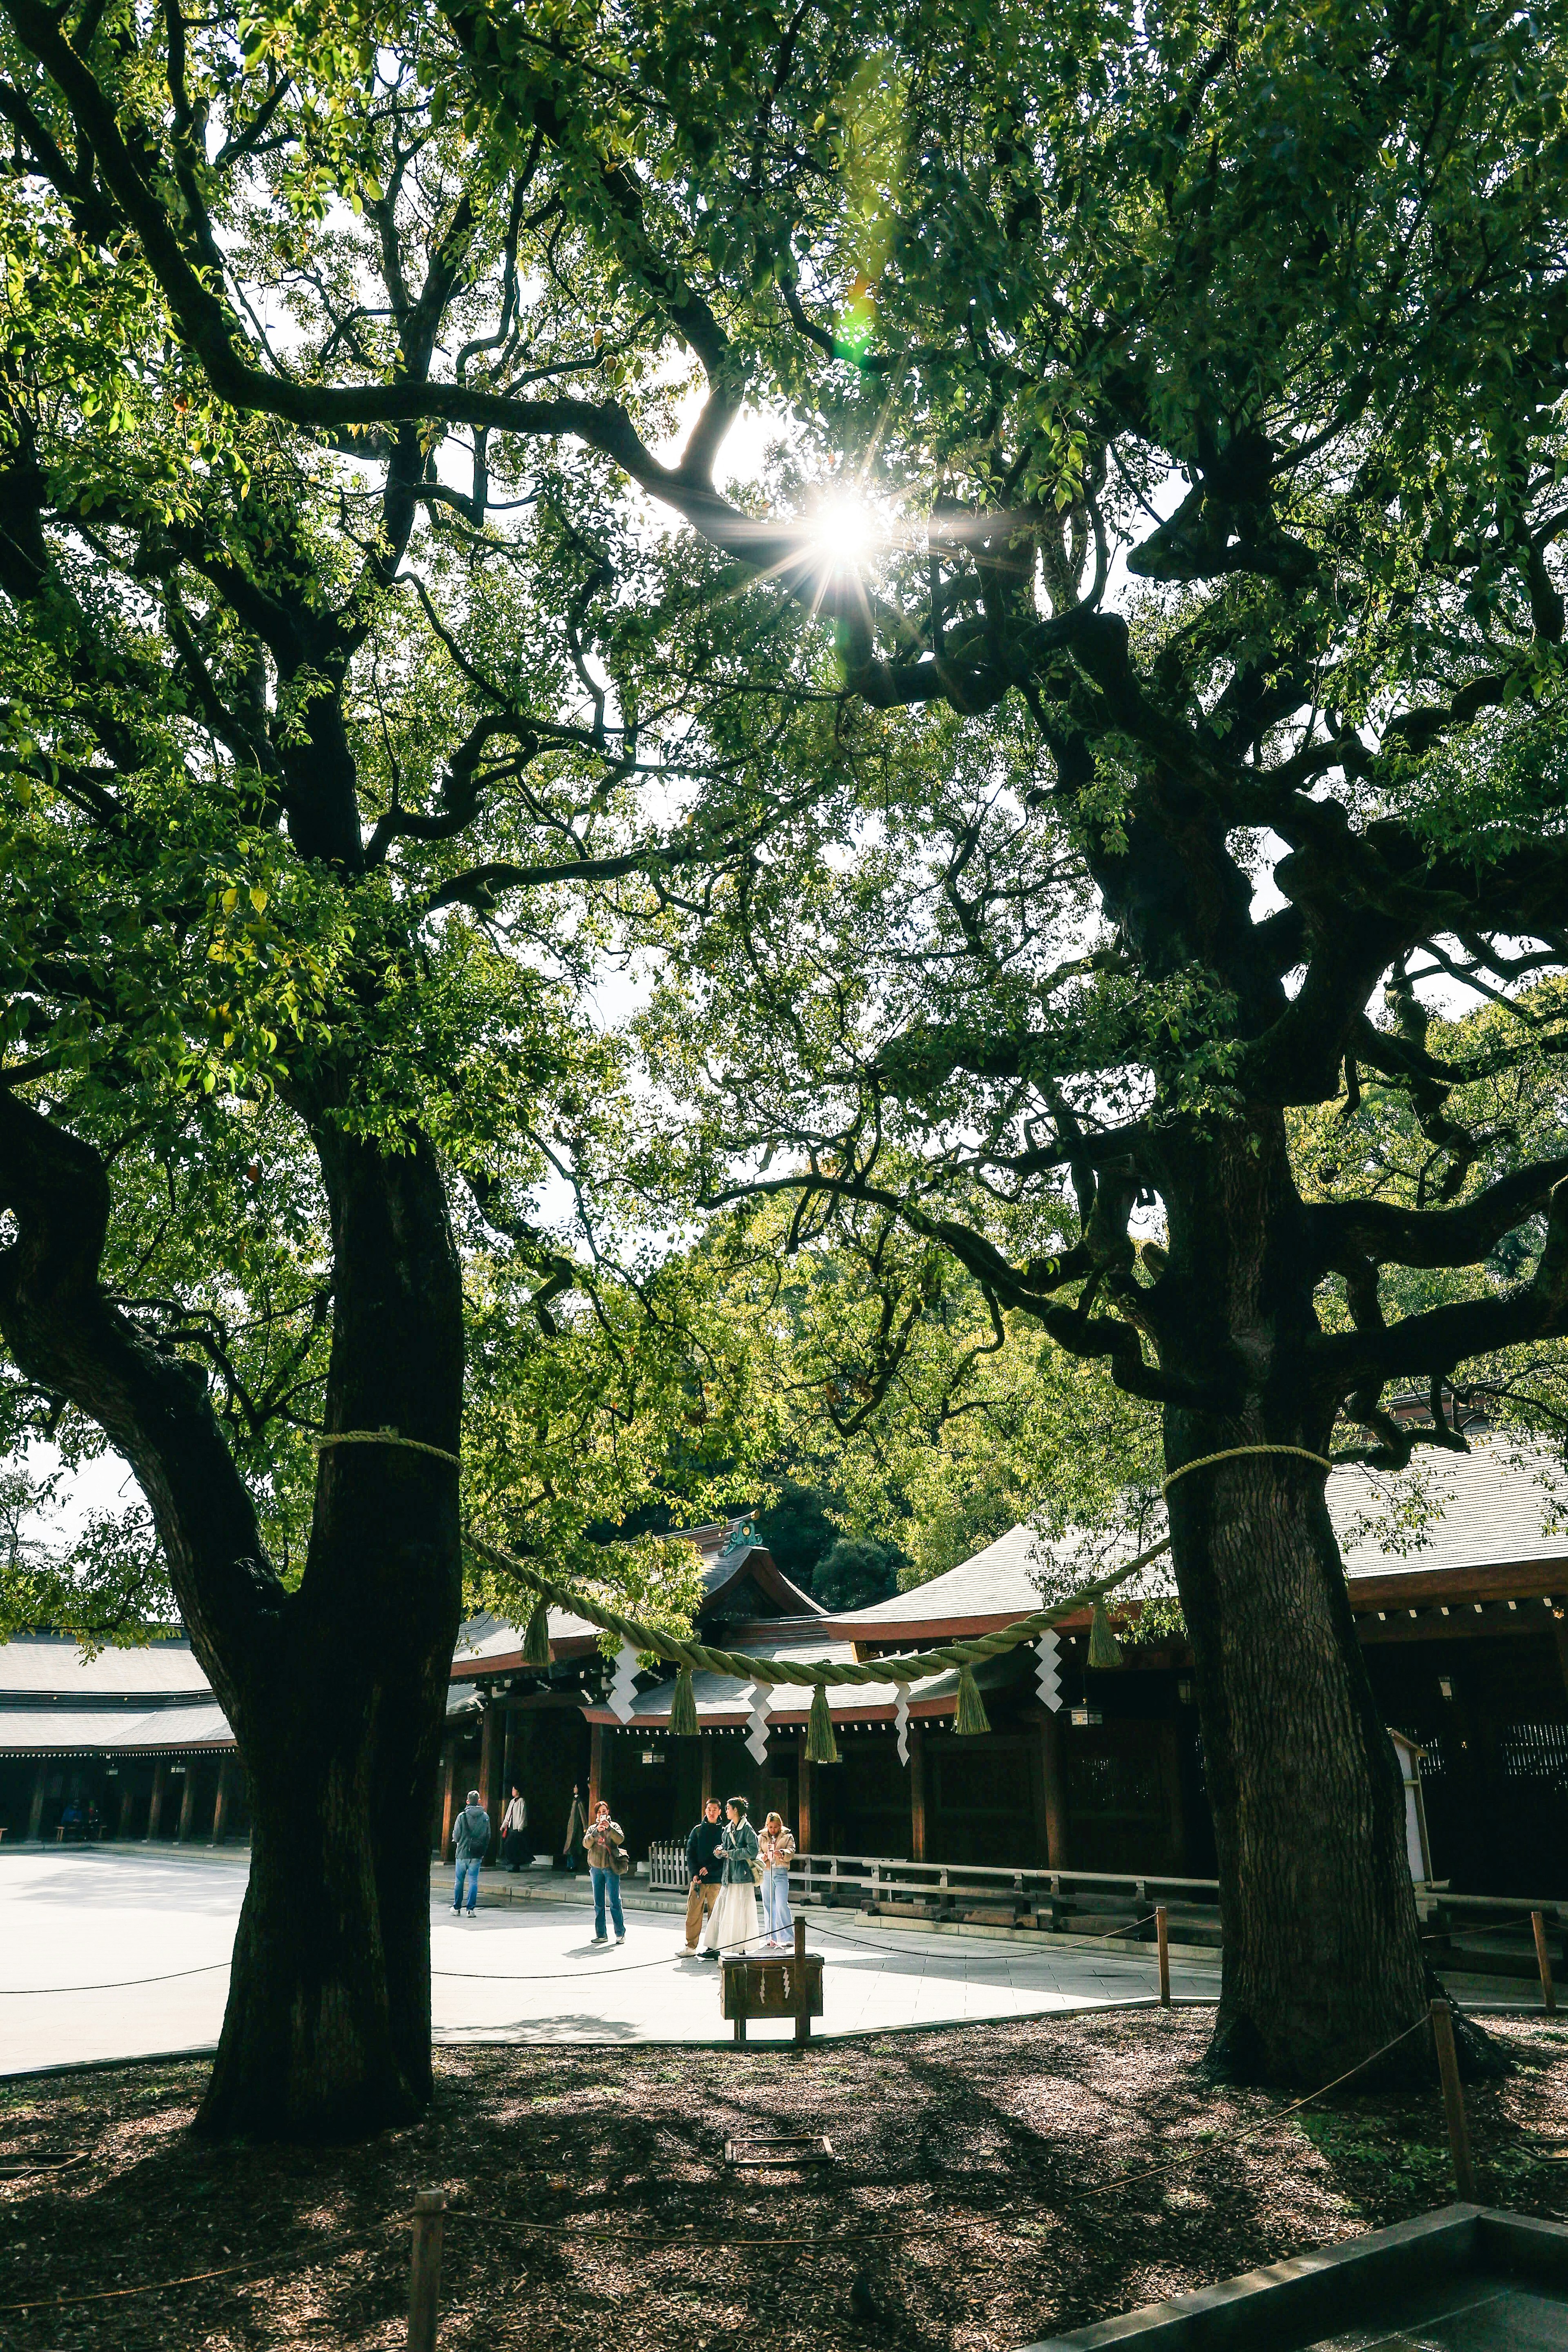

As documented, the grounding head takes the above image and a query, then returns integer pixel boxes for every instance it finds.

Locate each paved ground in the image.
[3,1849,1547,2077]
[0,1846,1227,2072]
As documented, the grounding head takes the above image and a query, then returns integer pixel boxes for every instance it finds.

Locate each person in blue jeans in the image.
[581,1800,628,1944]
[452,1789,491,1917]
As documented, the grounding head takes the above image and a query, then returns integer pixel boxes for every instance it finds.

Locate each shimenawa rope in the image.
[315,1428,463,1467]
[464,1526,1169,1697]
[1160,1442,1333,1494]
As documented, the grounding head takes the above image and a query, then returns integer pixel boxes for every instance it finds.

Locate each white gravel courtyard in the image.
[0,1845,1226,2075]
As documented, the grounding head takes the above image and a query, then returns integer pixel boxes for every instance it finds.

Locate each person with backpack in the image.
[581,1799,629,1944]
[452,1788,491,1918]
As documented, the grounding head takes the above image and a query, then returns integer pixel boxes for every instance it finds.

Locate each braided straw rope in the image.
[1160,1442,1332,1494]
[315,1429,463,1468]
[464,1527,1172,1690]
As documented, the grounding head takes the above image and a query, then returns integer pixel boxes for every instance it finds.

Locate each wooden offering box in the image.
[719,1920,824,2043]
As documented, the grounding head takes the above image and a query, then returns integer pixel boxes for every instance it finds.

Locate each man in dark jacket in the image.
[452,1790,490,1918]
[683,1796,725,1953]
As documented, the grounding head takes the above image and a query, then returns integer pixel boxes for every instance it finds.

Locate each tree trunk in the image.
[197,1125,463,2138]
[0,1084,464,2140]
[1152,1110,1493,2084]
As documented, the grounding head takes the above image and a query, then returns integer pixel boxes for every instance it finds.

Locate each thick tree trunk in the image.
[0,1085,465,2138]
[196,1125,463,2138]
[1166,1441,1433,2082]
[1152,1110,1493,2084]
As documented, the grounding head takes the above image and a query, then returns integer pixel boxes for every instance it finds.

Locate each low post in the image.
[1532,1911,1558,2016]
[408,2188,445,2352]
[1429,2000,1477,2202]
[1155,1905,1171,2007]
[794,1915,809,2046]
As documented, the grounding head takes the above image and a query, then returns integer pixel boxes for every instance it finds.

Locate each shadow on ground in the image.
[1,2014,1565,2351]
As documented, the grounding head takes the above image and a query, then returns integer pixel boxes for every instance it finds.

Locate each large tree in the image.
[7,0,1568,2100]
[629,5,1568,2083]
[0,0,835,2134]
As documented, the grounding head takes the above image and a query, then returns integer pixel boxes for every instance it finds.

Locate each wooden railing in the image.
[645,1842,1567,1959]
[788,1853,1221,1933]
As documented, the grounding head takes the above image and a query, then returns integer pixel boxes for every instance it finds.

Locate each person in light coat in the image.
[757,1811,796,1947]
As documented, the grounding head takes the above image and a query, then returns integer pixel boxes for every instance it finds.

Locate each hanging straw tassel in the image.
[955,1664,991,1735]
[806,1682,839,1764]
[522,1596,552,1670]
[670,1666,699,1738]
[1088,1601,1125,1670]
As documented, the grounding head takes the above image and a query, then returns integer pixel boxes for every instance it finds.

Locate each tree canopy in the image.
[4,0,1568,2113]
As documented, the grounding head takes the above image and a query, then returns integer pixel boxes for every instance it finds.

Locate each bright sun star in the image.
[809,495,878,568]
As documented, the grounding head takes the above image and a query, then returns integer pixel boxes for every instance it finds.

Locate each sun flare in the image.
[808,495,879,568]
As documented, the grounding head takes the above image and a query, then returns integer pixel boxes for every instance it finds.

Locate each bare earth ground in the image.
[2,2014,1567,2352]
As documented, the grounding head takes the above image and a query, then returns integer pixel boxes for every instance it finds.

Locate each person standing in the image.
[757,1811,796,1947]
[561,1782,589,1875]
[499,1784,532,1870]
[683,1796,725,1954]
[582,1799,628,1945]
[452,1788,490,1918]
[698,1796,761,1960]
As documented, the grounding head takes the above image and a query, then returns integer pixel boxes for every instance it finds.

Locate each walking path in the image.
[0,1846,1222,2072]
[0,1849,1543,2076]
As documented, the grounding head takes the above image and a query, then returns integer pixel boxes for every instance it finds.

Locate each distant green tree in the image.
[754,1480,841,1591]
[812,1532,902,1612]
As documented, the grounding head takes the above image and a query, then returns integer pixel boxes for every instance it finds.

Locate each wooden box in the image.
[719,1950,824,2042]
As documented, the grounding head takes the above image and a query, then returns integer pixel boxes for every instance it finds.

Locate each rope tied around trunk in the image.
[1160,1443,1332,1495]
[314,1429,463,1468]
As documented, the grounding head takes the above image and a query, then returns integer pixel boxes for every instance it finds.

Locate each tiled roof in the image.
[1330,1444,1568,1575]
[0,1636,213,1698]
[842,1440,1568,1629]
[0,1701,234,1754]
[451,1606,597,1670]
[449,1543,821,1680]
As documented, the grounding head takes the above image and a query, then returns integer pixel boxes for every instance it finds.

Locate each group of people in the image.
[448,1778,798,1959]
[683,1794,795,1957]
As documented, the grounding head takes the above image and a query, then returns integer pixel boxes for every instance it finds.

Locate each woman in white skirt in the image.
[698,1796,761,1958]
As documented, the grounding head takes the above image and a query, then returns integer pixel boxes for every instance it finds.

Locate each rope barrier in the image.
[0,1961,232,1996]
[463,1526,1169,1692]
[1079,2013,1432,2199]
[316,1429,462,1467]
[1421,1912,1550,1948]
[1160,1443,1333,1494]
[0,2223,388,2316]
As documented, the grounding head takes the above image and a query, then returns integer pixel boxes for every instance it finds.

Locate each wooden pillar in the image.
[1554,1608,1568,1704]
[797,1730,813,1854]
[909,1724,926,1863]
[588,1722,604,1815]
[146,1757,169,1842]
[1159,1717,1187,1873]
[479,1699,501,1858]
[210,1756,234,1844]
[1035,1712,1066,1869]
[439,1744,460,1860]
[27,1760,47,1842]
[700,1730,713,1806]
[500,1707,516,1813]
[176,1764,197,1842]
